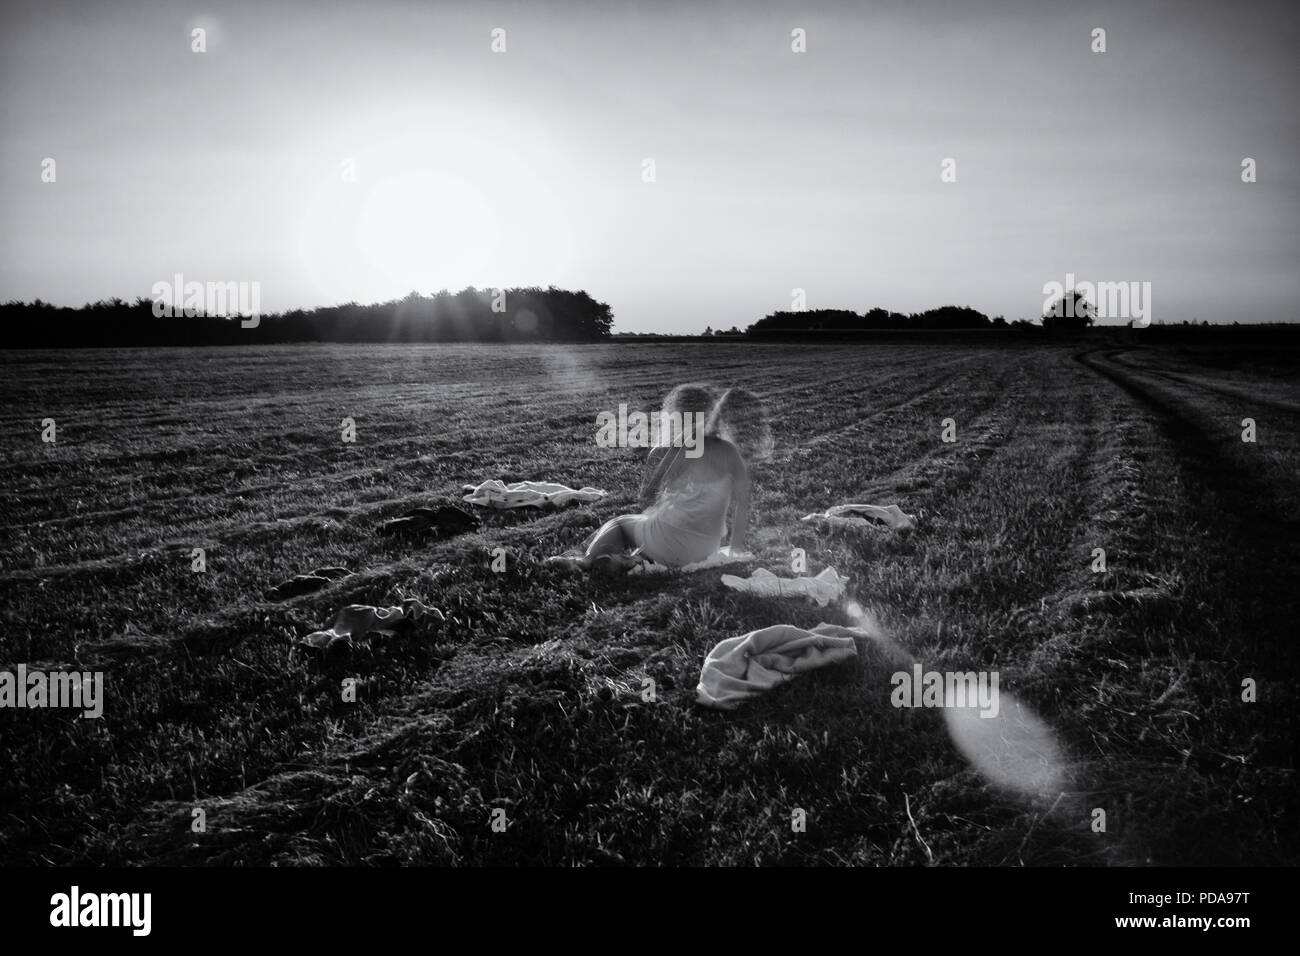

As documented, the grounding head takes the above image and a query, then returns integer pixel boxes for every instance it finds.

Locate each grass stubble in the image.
[0,341,1295,865]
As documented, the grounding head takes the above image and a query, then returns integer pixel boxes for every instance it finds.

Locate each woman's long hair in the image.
[706,387,773,462]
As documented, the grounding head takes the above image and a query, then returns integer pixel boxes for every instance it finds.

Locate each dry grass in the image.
[0,341,1296,865]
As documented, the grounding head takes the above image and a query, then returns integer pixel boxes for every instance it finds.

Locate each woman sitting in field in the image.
[553,384,770,571]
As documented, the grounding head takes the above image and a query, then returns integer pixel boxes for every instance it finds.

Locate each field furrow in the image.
[1,342,1296,866]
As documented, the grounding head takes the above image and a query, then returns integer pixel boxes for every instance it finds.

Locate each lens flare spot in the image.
[943,690,1065,796]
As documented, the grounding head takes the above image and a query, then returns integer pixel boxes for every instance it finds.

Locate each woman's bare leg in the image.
[580,515,639,567]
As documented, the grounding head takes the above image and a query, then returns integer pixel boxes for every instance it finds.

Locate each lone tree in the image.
[1042,291,1096,332]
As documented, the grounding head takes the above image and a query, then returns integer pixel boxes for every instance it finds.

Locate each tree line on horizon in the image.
[746,303,1036,336]
[742,293,1300,335]
[0,287,615,347]
[4,289,1293,347]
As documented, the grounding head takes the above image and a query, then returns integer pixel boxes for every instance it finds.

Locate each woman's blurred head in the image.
[661,382,718,445]
[707,387,773,462]
[663,382,717,417]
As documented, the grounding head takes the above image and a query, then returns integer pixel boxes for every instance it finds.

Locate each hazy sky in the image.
[2,0,1297,331]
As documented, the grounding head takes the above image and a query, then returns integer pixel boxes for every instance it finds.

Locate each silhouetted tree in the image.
[1042,292,1095,332]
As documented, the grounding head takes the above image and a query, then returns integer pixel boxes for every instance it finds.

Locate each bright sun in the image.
[357,171,500,294]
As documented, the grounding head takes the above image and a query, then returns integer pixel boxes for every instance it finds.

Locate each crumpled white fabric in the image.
[696,623,863,709]
[630,548,755,575]
[800,503,916,530]
[301,598,442,648]
[720,567,848,606]
[462,479,607,509]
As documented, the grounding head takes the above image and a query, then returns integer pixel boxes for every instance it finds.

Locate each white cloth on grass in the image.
[800,503,915,530]
[630,548,755,575]
[301,598,442,648]
[720,567,848,606]
[462,479,607,509]
[696,623,863,710]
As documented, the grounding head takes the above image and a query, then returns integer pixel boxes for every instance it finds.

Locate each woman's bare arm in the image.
[727,457,751,552]
[638,445,670,507]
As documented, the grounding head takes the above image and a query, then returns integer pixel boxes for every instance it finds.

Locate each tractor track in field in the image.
[1076,346,1300,670]
[1077,348,1300,546]
[1103,349,1300,419]
[1062,346,1300,864]
[976,351,1174,647]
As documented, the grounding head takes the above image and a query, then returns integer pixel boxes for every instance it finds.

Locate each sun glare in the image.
[357,171,500,294]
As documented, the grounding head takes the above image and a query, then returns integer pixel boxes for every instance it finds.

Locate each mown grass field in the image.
[1,340,1297,866]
